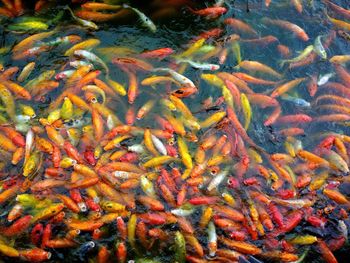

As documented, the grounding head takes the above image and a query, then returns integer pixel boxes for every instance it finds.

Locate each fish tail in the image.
[65,6,76,19]
[278,60,287,67]
[187,6,195,13]
[323,9,331,21]
[253,144,268,156]
[233,64,240,70]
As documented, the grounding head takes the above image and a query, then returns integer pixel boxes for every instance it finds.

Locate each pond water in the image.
[0,0,349,262]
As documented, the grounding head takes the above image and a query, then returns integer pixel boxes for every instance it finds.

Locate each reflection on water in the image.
[0,0,349,262]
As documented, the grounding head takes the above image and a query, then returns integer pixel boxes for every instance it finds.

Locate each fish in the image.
[241,93,252,130]
[323,0,350,21]
[314,35,327,59]
[326,11,350,31]
[224,18,258,36]
[73,50,109,73]
[237,60,282,79]
[262,17,309,41]
[66,6,98,30]
[7,21,48,32]
[281,95,311,107]
[176,58,220,71]
[271,78,306,98]
[188,6,227,19]
[317,73,334,86]
[0,2,348,263]
[153,67,196,88]
[123,4,156,32]
[329,55,350,64]
[279,45,314,67]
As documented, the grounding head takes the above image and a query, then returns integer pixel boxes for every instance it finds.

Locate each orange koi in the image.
[81,2,122,11]
[313,114,350,123]
[226,107,261,151]
[264,106,281,126]
[12,31,54,54]
[0,7,13,17]
[240,35,278,47]
[298,150,330,167]
[0,132,17,152]
[0,126,25,147]
[1,215,32,237]
[30,179,66,192]
[262,18,309,41]
[246,94,279,108]
[126,70,138,104]
[3,81,31,100]
[334,64,350,88]
[92,108,104,141]
[277,44,291,58]
[112,57,153,71]
[238,60,282,79]
[218,236,262,255]
[19,248,51,262]
[324,0,350,20]
[276,114,312,124]
[224,18,257,36]
[291,0,303,13]
[188,6,227,18]
[75,10,124,22]
[140,48,174,59]
[271,78,306,98]
[233,72,278,85]
[217,72,254,94]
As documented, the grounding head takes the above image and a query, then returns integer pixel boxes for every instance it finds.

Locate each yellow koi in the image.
[144,128,159,156]
[104,135,131,151]
[231,40,242,65]
[101,201,125,212]
[0,84,15,120]
[178,137,193,169]
[241,93,252,130]
[200,111,226,129]
[201,73,224,87]
[143,156,177,168]
[179,38,205,58]
[64,38,101,56]
[31,203,64,223]
[19,104,36,118]
[222,85,234,109]
[106,78,127,96]
[289,235,317,245]
[127,214,137,249]
[61,97,74,120]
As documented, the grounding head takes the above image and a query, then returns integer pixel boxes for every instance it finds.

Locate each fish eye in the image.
[227,178,234,185]
[65,120,73,126]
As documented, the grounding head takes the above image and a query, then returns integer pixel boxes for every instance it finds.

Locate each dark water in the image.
[0,0,350,262]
